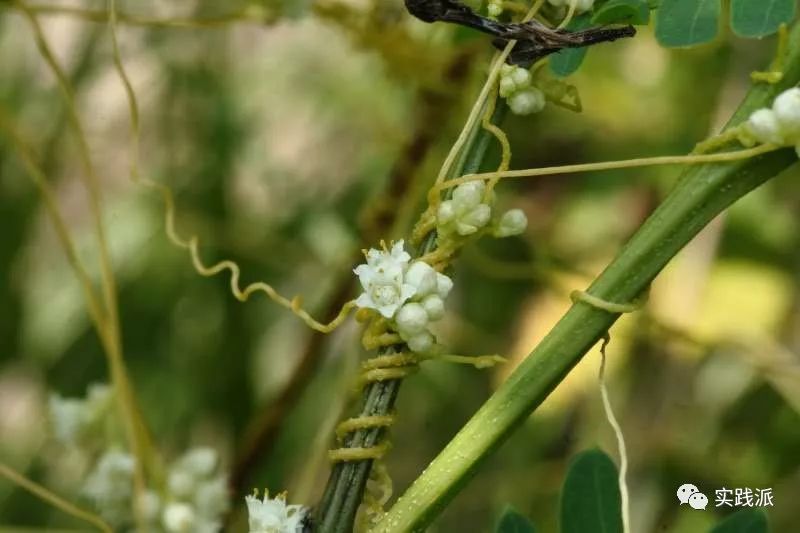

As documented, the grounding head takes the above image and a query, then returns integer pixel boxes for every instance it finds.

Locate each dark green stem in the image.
[315,100,508,533]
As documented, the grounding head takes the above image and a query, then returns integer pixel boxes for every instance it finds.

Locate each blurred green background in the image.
[0,0,799,531]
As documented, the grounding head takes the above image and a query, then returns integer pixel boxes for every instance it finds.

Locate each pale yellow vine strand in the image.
[105,0,355,333]
[15,0,154,510]
[432,0,547,190]
[434,143,779,193]
[5,3,275,28]
[556,0,578,30]
[14,0,121,350]
[479,88,512,197]
[598,338,630,533]
[0,462,113,533]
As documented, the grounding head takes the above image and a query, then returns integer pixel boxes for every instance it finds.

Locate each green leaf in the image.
[730,0,795,38]
[495,506,537,533]
[710,509,769,533]
[655,0,721,47]
[592,0,650,25]
[560,449,623,533]
[550,13,592,77]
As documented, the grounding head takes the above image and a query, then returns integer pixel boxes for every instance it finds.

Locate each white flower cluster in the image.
[743,87,800,154]
[83,449,136,525]
[80,447,230,532]
[49,383,113,446]
[354,241,452,353]
[157,448,230,532]
[245,492,309,533]
[548,0,595,14]
[499,64,546,116]
[437,181,528,239]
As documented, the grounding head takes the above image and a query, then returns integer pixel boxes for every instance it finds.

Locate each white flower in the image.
[436,273,453,299]
[194,476,231,519]
[421,294,445,320]
[176,447,218,478]
[406,331,435,353]
[438,182,493,236]
[508,88,546,116]
[396,303,429,338]
[456,203,491,235]
[245,493,308,533]
[493,209,528,237]
[745,108,785,145]
[509,67,531,88]
[49,395,86,445]
[354,241,416,318]
[83,450,135,525]
[452,181,484,211]
[405,261,438,296]
[773,87,800,138]
[49,383,113,446]
[163,502,196,532]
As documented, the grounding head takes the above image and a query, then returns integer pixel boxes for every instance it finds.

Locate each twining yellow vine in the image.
[12,0,156,514]
[431,143,780,199]
[106,0,356,333]
[0,462,113,533]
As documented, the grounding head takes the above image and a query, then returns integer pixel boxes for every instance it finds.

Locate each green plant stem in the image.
[316,100,508,533]
[374,24,800,533]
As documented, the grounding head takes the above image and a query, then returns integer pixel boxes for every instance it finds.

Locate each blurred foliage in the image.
[0,0,798,532]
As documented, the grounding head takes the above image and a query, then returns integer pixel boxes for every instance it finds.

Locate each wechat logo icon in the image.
[677,483,708,510]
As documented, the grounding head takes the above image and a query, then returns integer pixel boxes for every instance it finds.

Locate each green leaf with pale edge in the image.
[560,449,623,533]
[655,0,721,47]
[550,13,592,77]
[592,0,650,25]
[730,0,795,38]
[495,506,537,533]
[710,509,769,533]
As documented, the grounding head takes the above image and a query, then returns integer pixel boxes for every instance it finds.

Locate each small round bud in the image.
[167,470,195,499]
[456,204,492,235]
[162,503,195,532]
[422,295,445,320]
[436,273,454,299]
[494,208,528,237]
[508,88,545,116]
[487,2,503,17]
[396,303,429,336]
[500,64,514,76]
[510,67,531,88]
[773,87,800,138]
[405,261,438,296]
[452,181,485,211]
[407,331,434,353]
[437,200,456,225]
[499,76,516,98]
[746,108,785,145]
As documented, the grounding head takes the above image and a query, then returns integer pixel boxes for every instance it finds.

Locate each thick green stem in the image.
[374,26,800,533]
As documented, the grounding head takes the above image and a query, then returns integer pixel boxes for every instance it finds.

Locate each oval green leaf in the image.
[655,0,721,47]
[592,0,650,25]
[559,449,622,533]
[495,506,537,533]
[730,0,795,38]
[710,509,769,533]
[550,13,592,77]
